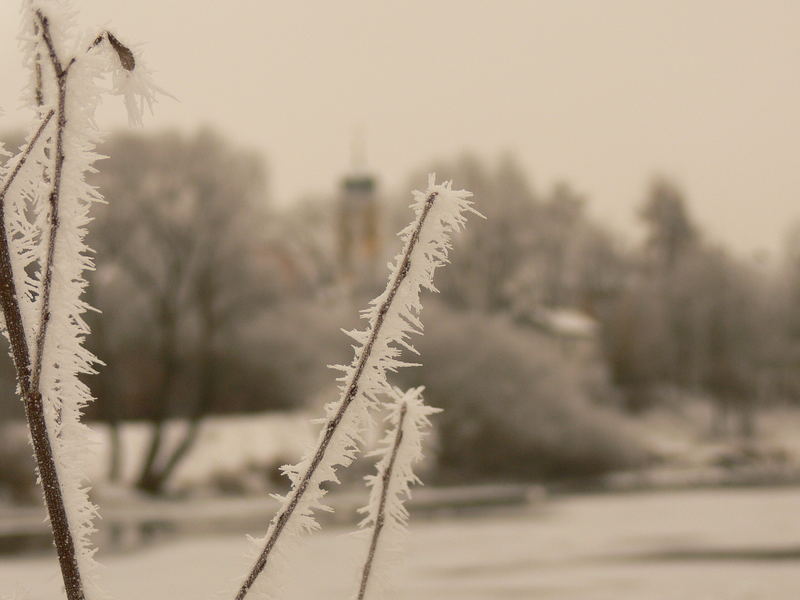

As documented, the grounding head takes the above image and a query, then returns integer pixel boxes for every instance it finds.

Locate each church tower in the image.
[336,131,380,292]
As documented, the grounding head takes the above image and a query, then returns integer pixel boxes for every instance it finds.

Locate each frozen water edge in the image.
[2,487,800,599]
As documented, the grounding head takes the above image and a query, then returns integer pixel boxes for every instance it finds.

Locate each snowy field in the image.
[3,487,800,599]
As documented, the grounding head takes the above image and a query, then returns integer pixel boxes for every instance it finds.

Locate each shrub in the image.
[413,302,651,481]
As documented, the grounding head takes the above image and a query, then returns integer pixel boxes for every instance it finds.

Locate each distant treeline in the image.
[2,128,797,493]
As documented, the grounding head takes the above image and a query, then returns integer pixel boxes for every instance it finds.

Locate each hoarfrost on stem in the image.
[235,175,479,600]
[0,2,163,598]
[355,386,440,600]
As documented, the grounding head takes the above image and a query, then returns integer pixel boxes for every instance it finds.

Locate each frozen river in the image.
[2,487,800,599]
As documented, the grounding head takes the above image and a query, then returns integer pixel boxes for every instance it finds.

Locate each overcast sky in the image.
[1,1,798,257]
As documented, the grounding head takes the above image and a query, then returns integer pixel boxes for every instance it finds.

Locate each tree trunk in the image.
[136,300,179,493]
[140,288,217,494]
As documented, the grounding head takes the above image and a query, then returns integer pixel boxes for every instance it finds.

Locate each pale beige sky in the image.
[1,1,798,257]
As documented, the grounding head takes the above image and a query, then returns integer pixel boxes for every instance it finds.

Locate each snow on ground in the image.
[3,487,800,599]
[90,413,314,490]
[2,412,315,495]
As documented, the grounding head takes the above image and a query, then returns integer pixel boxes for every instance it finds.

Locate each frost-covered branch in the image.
[30,11,137,388]
[0,12,87,598]
[233,175,477,600]
[0,110,54,209]
[355,387,438,600]
[30,9,67,391]
[0,3,162,599]
[0,104,81,600]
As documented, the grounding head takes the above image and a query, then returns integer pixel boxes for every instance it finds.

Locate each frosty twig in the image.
[354,388,438,599]
[357,402,408,600]
[234,190,440,600]
[0,109,53,205]
[31,9,67,391]
[0,3,160,598]
[234,176,477,599]
[0,110,84,600]
[0,13,86,600]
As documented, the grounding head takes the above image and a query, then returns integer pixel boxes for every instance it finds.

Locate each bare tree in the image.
[89,129,272,494]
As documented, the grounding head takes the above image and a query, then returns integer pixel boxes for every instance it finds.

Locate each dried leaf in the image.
[106,32,135,71]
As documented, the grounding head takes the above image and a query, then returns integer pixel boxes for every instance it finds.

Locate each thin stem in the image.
[35,56,44,107]
[357,402,408,600]
[31,10,68,391]
[37,12,66,78]
[233,191,438,600]
[32,18,45,107]
[64,32,107,73]
[0,110,54,207]
[0,110,53,375]
[64,31,135,74]
[0,12,87,600]
[21,391,84,600]
[0,122,85,600]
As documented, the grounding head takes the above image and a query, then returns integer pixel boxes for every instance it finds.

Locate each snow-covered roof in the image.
[541,308,598,339]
